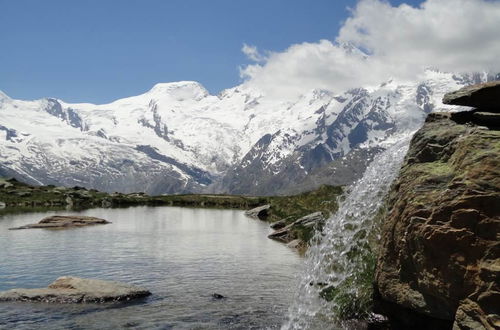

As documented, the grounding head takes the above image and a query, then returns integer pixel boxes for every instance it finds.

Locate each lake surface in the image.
[0,206,302,329]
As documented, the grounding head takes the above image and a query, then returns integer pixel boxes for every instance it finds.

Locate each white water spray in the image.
[283,134,414,330]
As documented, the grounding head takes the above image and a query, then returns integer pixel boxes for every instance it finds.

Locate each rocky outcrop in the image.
[0,276,151,303]
[268,212,324,243]
[9,215,110,230]
[443,81,500,110]
[375,82,500,329]
[244,204,271,220]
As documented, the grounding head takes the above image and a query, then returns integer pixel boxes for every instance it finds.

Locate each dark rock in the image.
[270,219,287,230]
[375,109,500,328]
[472,112,500,127]
[442,81,500,111]
[212,293,225,300]
[244,204,270,220]
[9,215,111,230]
[0,276,151,303]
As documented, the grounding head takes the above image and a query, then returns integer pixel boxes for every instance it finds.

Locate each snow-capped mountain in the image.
[0,71,497,195]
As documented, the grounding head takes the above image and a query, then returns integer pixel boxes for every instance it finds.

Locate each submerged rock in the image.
[244,204,270,220]
[374,107,500,328]
[0,276,151,303]
[442,81,500,110]
[9,215,111,230]
[212,293,225,300]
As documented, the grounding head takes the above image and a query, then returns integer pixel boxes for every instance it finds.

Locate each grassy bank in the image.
[0,178,342,224]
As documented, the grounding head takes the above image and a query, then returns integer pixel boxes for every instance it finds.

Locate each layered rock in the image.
[9,215,110,230]
[0,276,151,303]
[375,82,500,329]
[268,212,324,243]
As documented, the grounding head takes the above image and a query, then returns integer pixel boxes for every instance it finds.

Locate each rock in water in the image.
[244,204,270,220]
[0,276,151,303]
[9,215,111,230]
[442,81,500,111]
[374,110,500,329]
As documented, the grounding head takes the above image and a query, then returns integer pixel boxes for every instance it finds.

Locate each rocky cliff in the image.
[374,82,500,329]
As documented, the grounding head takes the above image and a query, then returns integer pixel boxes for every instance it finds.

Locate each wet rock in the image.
[9,215,111,230]
[442,81,500,111]
[375,108,500,328]
[0,276,151,303]
[244,204,270,220]
[286,239,305,249]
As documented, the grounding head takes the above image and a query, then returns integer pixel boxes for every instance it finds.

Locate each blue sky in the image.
[1,0,424,103]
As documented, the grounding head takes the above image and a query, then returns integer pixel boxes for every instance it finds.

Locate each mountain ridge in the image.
[0,71,497,195]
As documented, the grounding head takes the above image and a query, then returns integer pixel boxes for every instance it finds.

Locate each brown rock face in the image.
[375,111,500,329]
[442,81,500,111]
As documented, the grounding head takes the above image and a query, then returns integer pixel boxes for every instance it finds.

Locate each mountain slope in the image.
[0,72,497,194]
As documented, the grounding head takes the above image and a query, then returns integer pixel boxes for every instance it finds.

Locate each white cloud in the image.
[241,44,267,62]
[240,0,500,100]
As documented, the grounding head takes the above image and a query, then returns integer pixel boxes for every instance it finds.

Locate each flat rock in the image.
[442,81,500,110]
[9,215,111,230]
[0,276,151,303]
[244,204,270,220]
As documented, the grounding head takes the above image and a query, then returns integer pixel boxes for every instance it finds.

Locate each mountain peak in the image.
[148,81,209,101]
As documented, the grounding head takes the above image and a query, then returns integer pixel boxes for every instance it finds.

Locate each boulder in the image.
[442,81,500,111]
[0,276,151,303]
[374,109,500,328]
[244,204,270,220]
[9,215,111,230]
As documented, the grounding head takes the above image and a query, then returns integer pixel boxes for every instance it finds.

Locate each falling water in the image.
[283,134,415,330]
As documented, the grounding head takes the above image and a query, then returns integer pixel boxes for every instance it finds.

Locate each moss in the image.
[319,246,377,320]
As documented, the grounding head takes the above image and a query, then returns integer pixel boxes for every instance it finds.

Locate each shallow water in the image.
[0,206,302,329]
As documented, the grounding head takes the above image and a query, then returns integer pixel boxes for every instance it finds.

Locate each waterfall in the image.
[283,134,415,330]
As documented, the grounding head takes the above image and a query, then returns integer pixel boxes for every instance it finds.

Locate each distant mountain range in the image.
[0,71,497,195]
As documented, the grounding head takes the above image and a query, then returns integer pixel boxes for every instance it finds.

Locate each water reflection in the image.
[0,206,302,329]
